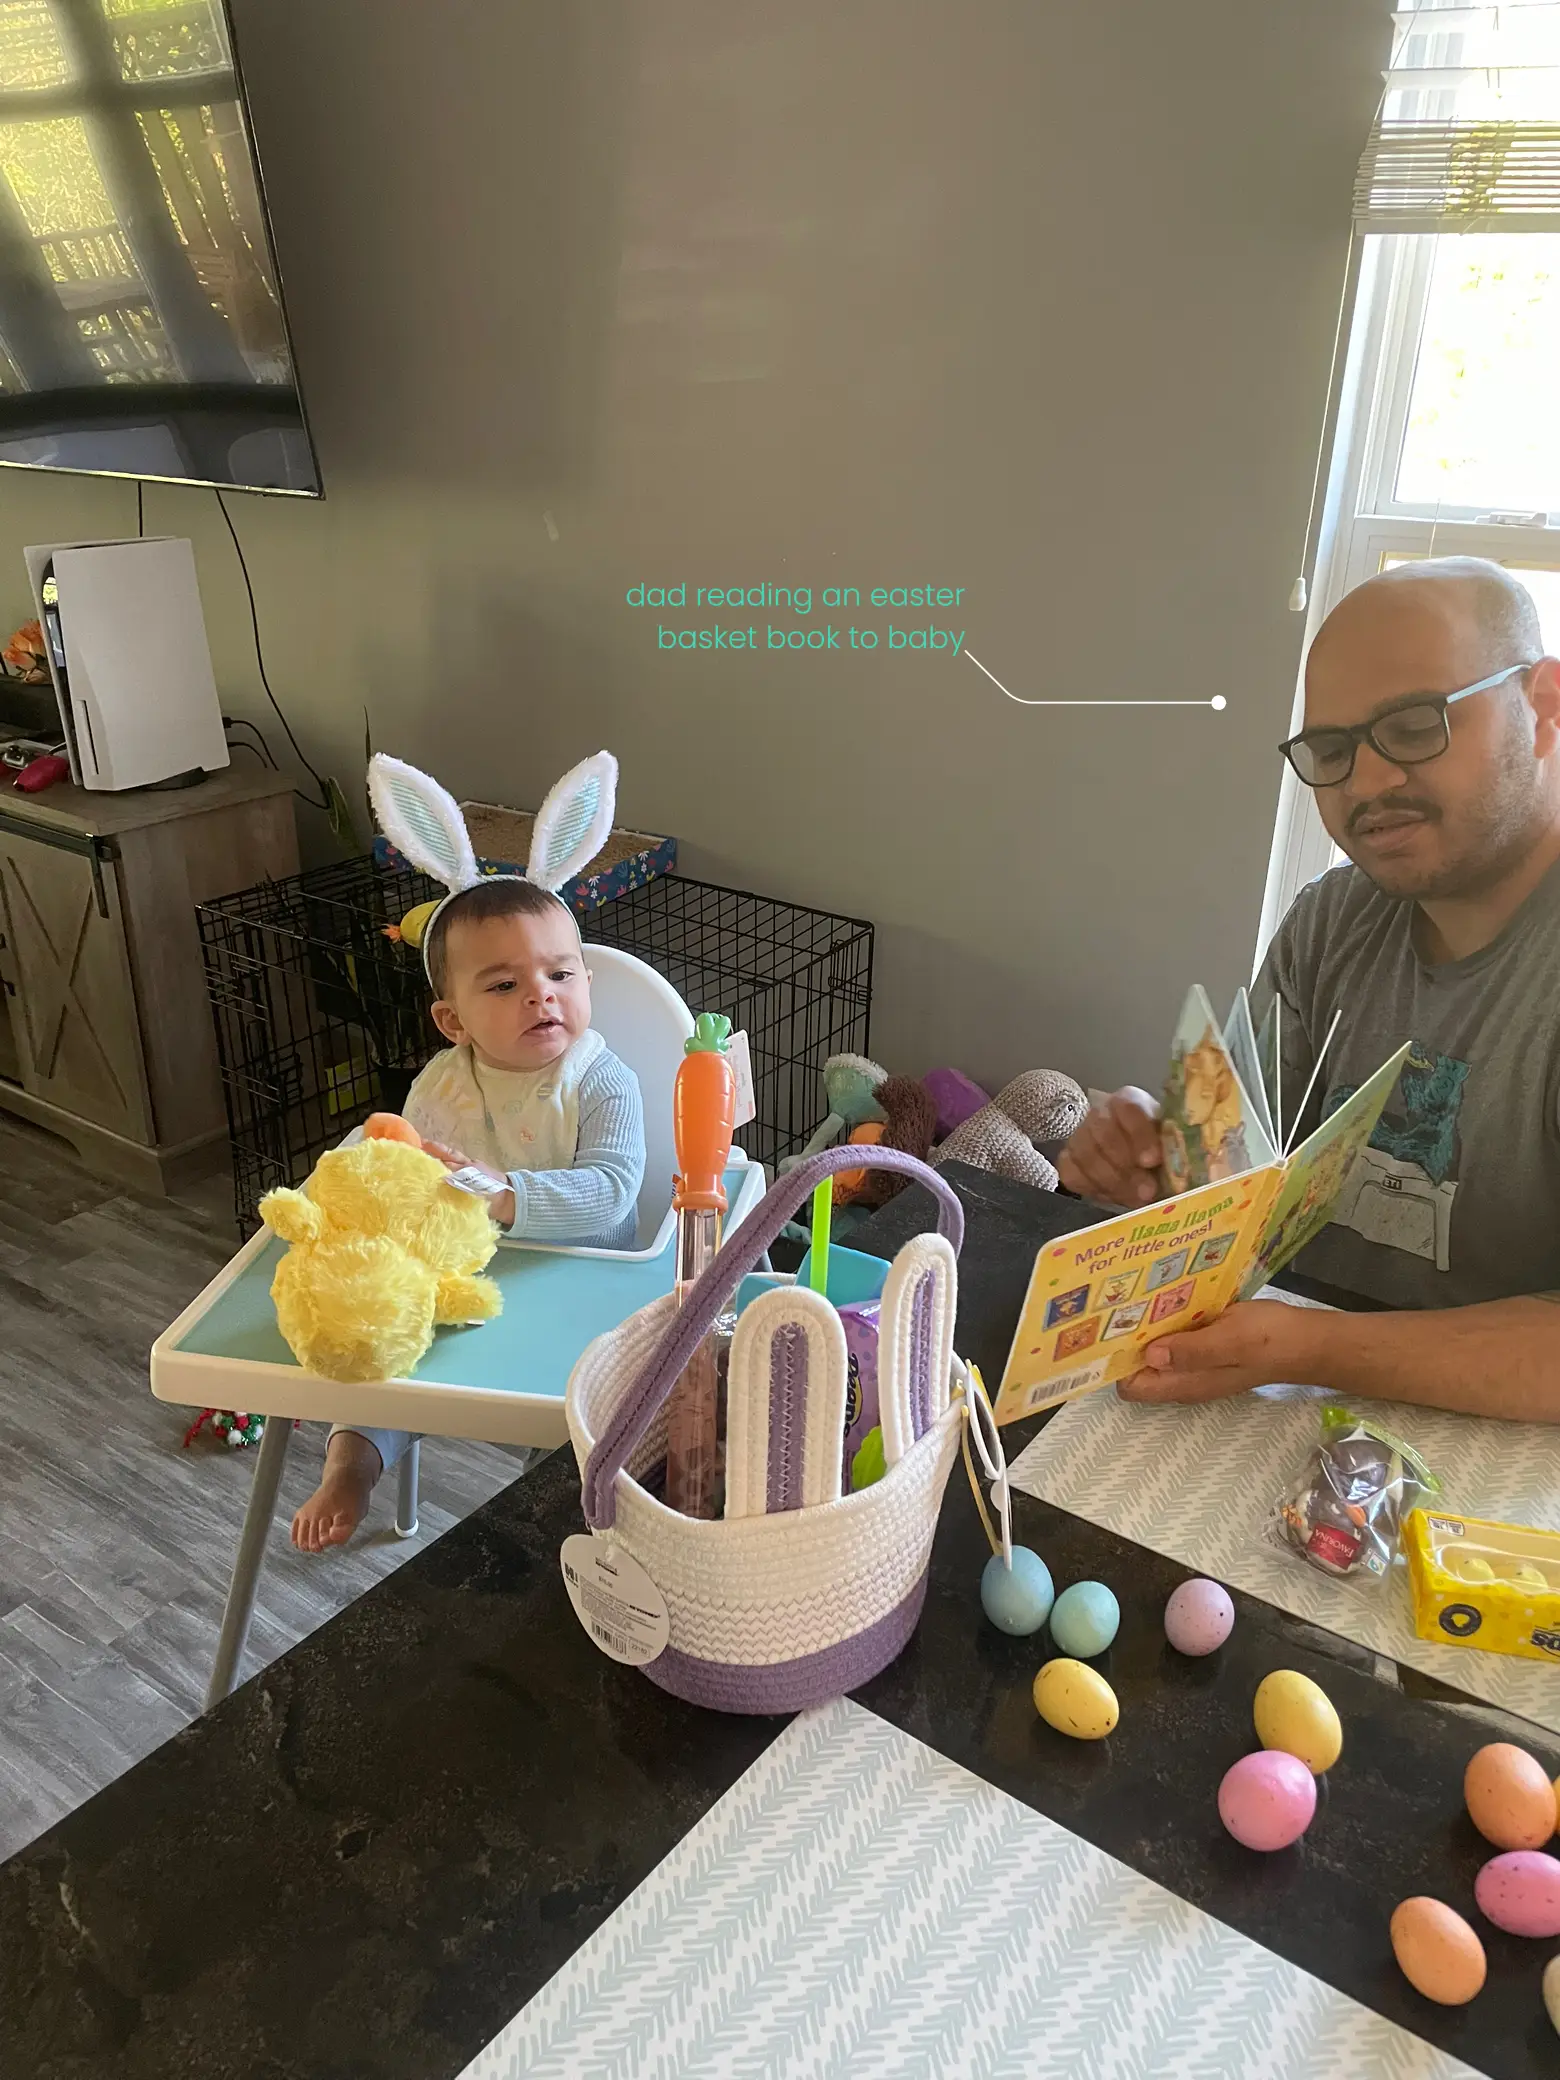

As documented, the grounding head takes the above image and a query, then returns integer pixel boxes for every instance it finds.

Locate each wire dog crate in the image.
[198,857,874,1235]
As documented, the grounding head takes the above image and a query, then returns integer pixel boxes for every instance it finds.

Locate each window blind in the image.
[1354,1,1560,231]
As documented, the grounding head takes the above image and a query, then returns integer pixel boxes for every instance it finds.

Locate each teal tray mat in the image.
[174,1162,754,1403]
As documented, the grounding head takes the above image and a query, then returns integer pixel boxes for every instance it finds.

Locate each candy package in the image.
[1270,1405,1439,1584]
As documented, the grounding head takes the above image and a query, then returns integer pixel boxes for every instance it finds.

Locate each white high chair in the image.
[152,946,766,1705]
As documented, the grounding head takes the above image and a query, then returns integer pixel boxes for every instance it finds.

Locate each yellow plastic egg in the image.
[1033,1657,1119,1741]
[1253,1669,1343,1775]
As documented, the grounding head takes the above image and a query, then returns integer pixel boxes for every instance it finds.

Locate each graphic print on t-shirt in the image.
[1323,1043,1469,1271]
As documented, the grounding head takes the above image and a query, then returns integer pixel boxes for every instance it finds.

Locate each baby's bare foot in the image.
[291,1432,382,1553]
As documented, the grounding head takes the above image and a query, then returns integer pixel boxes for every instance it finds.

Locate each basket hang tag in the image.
[728,1028,756,1130]
[964,1364,1014,1568]
[560,1534,669,1665]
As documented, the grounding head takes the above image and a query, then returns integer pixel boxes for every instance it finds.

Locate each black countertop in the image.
[3,1165,1552,2078]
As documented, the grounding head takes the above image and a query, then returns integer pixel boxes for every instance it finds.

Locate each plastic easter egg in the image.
[981,1547,1054,1636]
[1464,1743,1558,1852]
[1253,1670,1343,1775]
[1049,1580,1120,1659]
[1033,1658,1119,1741]
[1553,1773,1560,1838]
[1164,1578,1235,1657]
[1218,1750,1317,1851]
[1389,1898,1486,2006]
[1475,1850,1560,1937]
[1544,1953,1560,2036]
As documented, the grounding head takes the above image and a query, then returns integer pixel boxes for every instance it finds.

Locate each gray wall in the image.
[0,1,1387,1094]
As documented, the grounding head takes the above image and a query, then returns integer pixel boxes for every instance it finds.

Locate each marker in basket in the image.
[664,1013,737,1519]
[810,1178,832,1296]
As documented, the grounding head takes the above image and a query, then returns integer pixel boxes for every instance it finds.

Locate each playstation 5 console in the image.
[23,537,229,791]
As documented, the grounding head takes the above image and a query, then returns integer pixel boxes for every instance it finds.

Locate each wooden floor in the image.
[0,1111,534,1864]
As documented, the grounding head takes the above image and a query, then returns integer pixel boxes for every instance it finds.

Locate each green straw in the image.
[810,1178,832,1295]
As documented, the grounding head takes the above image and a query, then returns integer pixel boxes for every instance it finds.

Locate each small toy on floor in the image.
[182,1407,266,1449]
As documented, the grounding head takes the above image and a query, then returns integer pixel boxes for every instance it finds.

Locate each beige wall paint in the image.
[0,1,1387,1096]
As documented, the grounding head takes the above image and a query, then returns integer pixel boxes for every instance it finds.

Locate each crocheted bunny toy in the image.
[368,749,619,974]
[932,1070,1088,1193]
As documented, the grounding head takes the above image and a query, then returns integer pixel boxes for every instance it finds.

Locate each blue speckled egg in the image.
[1049,1579,1120,1659]
[980,1547,1055,1636]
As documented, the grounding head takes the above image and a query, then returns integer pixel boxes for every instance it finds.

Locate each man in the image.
[1059,559,1560,1422]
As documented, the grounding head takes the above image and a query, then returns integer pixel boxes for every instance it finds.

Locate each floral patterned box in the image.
[374,799,675,917]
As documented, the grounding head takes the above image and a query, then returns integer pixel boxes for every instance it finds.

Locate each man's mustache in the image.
[1345,792,1441,838]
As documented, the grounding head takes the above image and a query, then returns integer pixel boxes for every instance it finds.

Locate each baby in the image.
[291,876,645,1551]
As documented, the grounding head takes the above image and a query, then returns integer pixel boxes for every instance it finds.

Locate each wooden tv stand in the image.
[0,765,297,1195]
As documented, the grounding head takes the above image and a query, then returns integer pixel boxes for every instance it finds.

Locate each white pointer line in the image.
[965,649,1226,710]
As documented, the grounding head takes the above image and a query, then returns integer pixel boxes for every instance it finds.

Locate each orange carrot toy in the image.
[664,1014,738,1518]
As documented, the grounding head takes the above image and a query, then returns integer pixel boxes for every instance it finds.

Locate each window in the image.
[1259,1,1560,958]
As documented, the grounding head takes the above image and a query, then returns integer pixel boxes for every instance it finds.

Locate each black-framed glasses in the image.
[1279,664,1531,788]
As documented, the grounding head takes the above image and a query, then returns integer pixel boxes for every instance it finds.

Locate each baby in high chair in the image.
[292,751,646,1553]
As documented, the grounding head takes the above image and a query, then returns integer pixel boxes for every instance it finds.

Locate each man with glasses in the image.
[1060,558,1560,1422]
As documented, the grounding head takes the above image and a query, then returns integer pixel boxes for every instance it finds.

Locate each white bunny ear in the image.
[526,751,618,893]
[368,755,479,894]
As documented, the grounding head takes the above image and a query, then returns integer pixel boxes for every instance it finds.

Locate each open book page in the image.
[1161,986,1277,1195]
[1223,987,1276,1151]
[993,1166,1283,1425]
[1237,1043,1412,1299]
[1255,995,1280,1142]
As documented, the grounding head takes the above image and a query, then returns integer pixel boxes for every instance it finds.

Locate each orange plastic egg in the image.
[1465,1743,1557,1851]
[363,1112,422,1146]
[1389,1898,1486,2007]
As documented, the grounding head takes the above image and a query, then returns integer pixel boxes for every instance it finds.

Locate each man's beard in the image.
[1341,761,1544,902]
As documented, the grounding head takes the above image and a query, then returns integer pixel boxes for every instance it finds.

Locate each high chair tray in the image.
[151,1160,764,1450]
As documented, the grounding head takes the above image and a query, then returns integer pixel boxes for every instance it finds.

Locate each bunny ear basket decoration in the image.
[367,750,619,975]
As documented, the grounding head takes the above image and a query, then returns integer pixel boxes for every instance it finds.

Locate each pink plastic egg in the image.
[1165,1578,1235,1657]
[1475,1850,1560,1937]
[1218,1750,1317,1852]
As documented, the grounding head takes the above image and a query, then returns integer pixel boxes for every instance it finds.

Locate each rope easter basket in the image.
[566,1144,1010,1714]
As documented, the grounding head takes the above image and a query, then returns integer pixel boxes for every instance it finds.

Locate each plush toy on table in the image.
[257,1113,503,1383]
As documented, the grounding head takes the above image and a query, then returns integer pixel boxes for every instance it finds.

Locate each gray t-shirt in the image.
[1256,857,1560,1308]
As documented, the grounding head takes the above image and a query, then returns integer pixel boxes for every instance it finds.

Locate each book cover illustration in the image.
[1161,987,1276,1195]
[992,1167,1280,1425]
[1223,986,1276,1152]
[993,1003,1409,1428]
[1237,1044,1411,1299]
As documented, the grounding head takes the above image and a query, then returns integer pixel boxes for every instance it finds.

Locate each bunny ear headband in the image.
[368,750,618,980]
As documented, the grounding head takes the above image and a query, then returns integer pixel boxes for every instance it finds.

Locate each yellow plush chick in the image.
[258,1127,501,1382]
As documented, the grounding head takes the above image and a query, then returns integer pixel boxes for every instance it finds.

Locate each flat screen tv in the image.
[0,0,320,496]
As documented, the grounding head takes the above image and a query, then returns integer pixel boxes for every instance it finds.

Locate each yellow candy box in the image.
[1404,1508,1560,1663]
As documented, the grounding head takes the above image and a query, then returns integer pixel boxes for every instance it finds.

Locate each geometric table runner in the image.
[1009,1377,1560,1735]
[459,1699,1477,2079]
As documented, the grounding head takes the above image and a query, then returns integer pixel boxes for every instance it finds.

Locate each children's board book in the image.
[992,988,1409,1426]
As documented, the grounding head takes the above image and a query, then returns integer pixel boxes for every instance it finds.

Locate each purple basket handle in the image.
[580,1144,964,1530]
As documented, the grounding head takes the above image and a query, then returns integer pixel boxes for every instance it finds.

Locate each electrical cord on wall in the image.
[213,488,332,816]
[223,714,278,768]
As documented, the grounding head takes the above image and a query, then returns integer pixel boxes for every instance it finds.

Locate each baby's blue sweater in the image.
[500,1046,645,1250]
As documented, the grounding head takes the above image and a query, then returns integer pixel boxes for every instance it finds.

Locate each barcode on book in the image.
[592,1621,630,1656]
